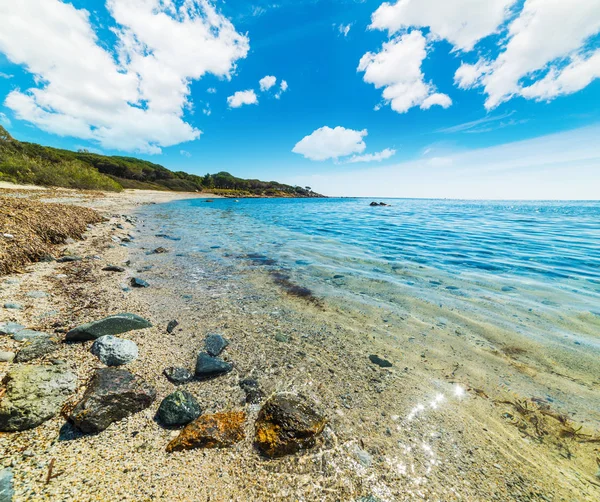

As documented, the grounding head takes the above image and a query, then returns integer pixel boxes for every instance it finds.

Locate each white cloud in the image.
[275,79,288,99]
[456,0,600,108]
[358,31,451,113]
[259,75,277,91]
[0,112,10,127]
[346,148,396,163]
[292,126,367,161]
[0,0,249,153]
[338,24,352,37]
[207,87,217,94]
[370,0,516,51]
[0,72,12,79]
[227,89,258,108]
[180,149,191,158]
[202,104,211,116]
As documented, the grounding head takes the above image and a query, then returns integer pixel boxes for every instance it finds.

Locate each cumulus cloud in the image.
[358,31,451,113]
[346,148,396,163]
[0,72,12,79]
[275,80,288,99]
[227,89,258,108]
[292,126,367,161]
[0,112,10,127]
[338,24,352,37]
[180,149,191,158]
[456,0,600,109]
[259,75,277,91]
[207,87,217,94]
[0,0,249,153]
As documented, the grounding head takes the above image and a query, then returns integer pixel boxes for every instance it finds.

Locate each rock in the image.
[57,256,82,263]
[155,234,181,241]
[163,367,193,385]
[166,320,179,334]
[0,365,77,431]
[15,338,59,363]
[166,411,246,452]
[195,353,233,379]
[102,265,125,272]
[66,313,152,342]
[130,278,149,288]
[91,336,138,366]
[25,291,49,299]
[352,445,373,467]
[152,247,168,254]
[356,496,382,502]
[0,468,13,502]
[239,378,264,404]
[3,303,22,310]
[204,333,228,356]
[0,351,15,363]
[369,355,392,368]
[254,393,327,458]
[274,333,289,343]
[69,368,156,433]
[13,329,51,342]
[0,322,25,336]
[156,390,201,426]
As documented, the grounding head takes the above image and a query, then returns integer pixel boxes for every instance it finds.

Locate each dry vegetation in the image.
[0,196,104,275]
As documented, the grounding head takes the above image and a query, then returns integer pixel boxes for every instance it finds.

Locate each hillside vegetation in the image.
[0,126,322,197]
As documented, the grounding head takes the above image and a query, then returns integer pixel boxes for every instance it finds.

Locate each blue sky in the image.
[0,0,599,199]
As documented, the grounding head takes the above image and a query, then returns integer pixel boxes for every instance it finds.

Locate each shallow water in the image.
[141,197,600,422]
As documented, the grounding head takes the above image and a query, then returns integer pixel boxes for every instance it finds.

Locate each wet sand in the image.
[1,187,599,501]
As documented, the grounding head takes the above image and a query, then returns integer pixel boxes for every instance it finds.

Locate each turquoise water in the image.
[143,198,600,349]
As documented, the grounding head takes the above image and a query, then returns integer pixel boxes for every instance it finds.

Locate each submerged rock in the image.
[239,378,264,404]
[204,333,229,357]
[166,411,246,452]
[163,367,192,385]
[254,393,327,458]
[0,365,77,432]
[0,468,14,502]
[70,368,156,433]
[66,313,152,342]
[157,390,201,426]
[368,355,392,368]
[195,353,233,379]
[15,338,59,363]
[91,336,138,366]
[152,247,168,254]
[130,278,149,288]
[166,320,179,334]
[155,234,181,241]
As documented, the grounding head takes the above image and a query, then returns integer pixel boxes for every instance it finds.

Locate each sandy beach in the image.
[1,186,599,501]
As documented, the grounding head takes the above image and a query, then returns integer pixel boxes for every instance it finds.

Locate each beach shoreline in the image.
[1,187,599,501]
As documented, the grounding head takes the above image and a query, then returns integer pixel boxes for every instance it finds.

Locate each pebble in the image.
[163,367,193,385]
[66,313,152,342]
[0,468,14,501]
[130,278,150,288]
[166,320,179,334]
[368,355,393,368]
[204,333,229,356]
[0,351,16,363]
[239,378,264,404]
[57,256,82,263]
[13,330,52,342]
[0,322,25,335]
[3,303,23,310]
[91,336,139,366]
[156,390,201,426]
[25,291,49,299]
[102,265,126,273]
[195,353,233,379]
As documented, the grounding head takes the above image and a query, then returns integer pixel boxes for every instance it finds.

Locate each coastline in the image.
[1,188,599,501]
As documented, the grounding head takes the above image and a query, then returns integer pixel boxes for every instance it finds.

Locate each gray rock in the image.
[3,279,20,285]
[156,390,201,426]
[91,336,138,366]
[102,265,125,273]
[130,278,149,288]
[239,378,264,404]
[204,333,228,356]
[13,330,51,342]
[166,320,179,334]
[352,445,373,467]
[70,368,156,433]
[0,468,14,502]
[66,313,152,342]
[0,322,25,336]
[0,351,15,363]
[57,256,82,263]
[3,303,22,310]
[195,353,233,379]
[0,365,77,431]
[163,367,193,384]
[15,338,59,363]
[25,291,49,299]
[369,355,392,368]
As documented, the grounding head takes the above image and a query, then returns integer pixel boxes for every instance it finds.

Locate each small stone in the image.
[163,367,193,385]
[369,355,392,368]
[0,468,14,502]
[204,333,228,356]
[91,336,138,366]
[274,333,289,343]
[57,256,82,263]
[25,291,49,299]
[195,353,233,379]
[166,320,179,334]
[352,445,373,467]
[152,247,168,254]
[13,330,51,342]
[3,303,22,310]
[156,391,201,426]
[130,278,149,288]
[0,322,25,336]
[166,411,246,452]
[102,265,125,272]
[239,378,264,404]
[3,279,20,285]
[66,313,152,342]
[55,274,67,279]
[254,393,327,458]
[70,368,156,433]
[155,234,181,241]
[15,338,59,363]
[0,351,15,363]
[0,365,77,431]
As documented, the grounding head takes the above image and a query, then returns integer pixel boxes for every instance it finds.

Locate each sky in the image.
[0,0,599,199]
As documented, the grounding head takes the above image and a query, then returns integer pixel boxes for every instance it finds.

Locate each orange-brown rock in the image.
[166,411,246,452]
[254,393,327,458]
